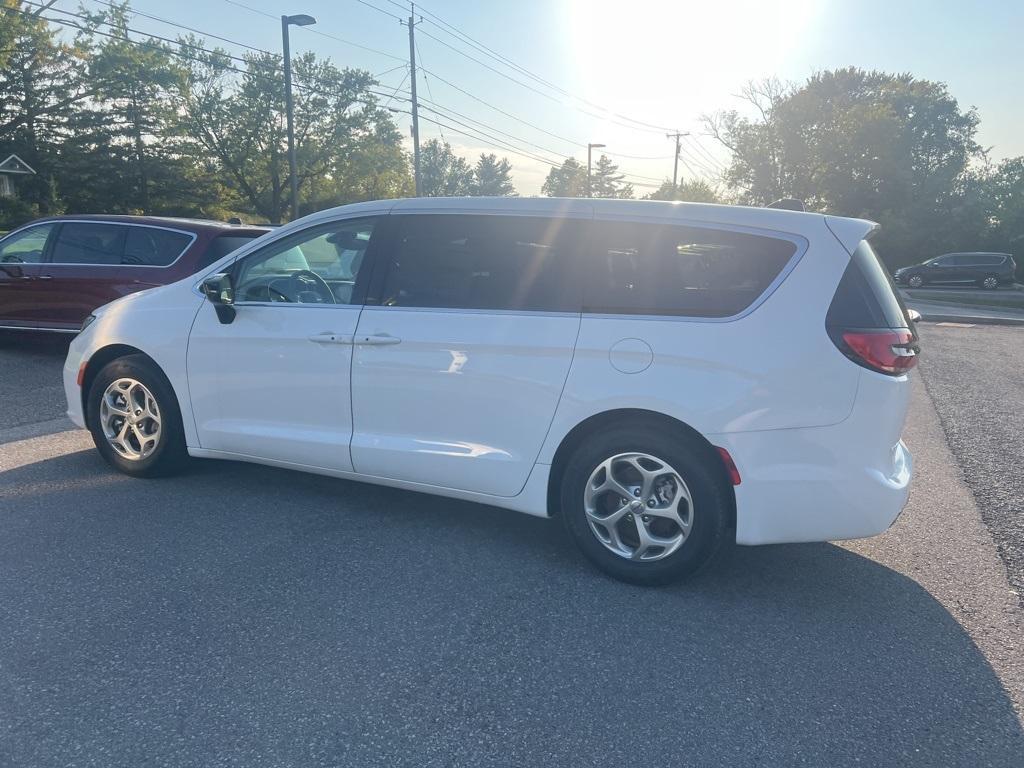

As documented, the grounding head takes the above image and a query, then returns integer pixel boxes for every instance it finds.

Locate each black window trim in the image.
[226,215,383,309]
[44,220,198,268]
[579,213,809,323]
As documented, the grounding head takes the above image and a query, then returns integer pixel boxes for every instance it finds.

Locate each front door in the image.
[0,223,52,327]
[187,216,381,471]
[350,213,583,497]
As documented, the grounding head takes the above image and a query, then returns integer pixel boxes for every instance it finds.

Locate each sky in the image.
[59,0,1024,195]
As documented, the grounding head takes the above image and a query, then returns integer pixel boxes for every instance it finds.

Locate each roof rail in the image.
[766,198,805,212]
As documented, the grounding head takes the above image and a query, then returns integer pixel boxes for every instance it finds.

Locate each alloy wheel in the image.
[982,276,998,289]
[583,452,693,562]
[99,378,162,461]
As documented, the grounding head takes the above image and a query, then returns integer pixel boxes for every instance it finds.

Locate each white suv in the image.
[63,198,917,584]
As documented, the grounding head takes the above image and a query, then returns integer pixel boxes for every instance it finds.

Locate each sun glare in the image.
[567,0,821,127]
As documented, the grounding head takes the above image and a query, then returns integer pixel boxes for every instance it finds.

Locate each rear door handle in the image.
[308,332,354,345]
[354,333,401,346]
[37,275,53,280]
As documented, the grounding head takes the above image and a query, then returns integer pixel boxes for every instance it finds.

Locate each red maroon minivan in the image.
[0,215,270,332]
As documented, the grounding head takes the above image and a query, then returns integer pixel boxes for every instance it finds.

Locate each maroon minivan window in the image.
[51,223,127,265]
[124,226,192,267]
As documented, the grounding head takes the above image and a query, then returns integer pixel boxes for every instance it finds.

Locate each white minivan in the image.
[63,197,917,584]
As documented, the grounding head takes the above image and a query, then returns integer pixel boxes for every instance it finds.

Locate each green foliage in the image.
[589,154,633,199]
[0,1,412,227]
[644,178,720,203]
[419,139,474,196]
[472,153,516,196]
[706,69,987,267]
[541,157,587,197]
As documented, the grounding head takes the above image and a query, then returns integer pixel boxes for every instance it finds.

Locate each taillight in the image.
[838,330,918,375]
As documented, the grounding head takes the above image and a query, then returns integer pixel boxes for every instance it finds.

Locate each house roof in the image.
[0,154,36,175]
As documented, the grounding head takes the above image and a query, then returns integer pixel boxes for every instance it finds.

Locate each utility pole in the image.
[404,5,422,196]
[666,131,690,196]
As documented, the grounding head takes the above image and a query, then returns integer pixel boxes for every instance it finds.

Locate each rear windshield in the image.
[827,240,910,329]
[197,234,262,271]
[583,221,797,318]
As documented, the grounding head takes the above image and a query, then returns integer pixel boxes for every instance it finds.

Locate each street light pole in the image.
[281,13,316,222]
[587,142,605,198]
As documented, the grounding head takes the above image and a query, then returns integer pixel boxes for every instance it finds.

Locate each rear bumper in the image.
[714,370,912,546]
[720,431,911,545]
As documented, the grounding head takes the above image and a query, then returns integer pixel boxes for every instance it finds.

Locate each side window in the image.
[931,255,953,266]
[124,227,192,267]
[0,223,55,264]
[584,221,797,318]
[377,214,580,312]
[50,223,126,265]
[233,218,377,305]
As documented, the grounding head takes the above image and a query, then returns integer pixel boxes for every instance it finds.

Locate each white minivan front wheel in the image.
[87,355,189,478]
[560,423,730,585]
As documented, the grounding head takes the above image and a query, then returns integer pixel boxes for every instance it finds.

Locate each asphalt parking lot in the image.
[1,327,1022,767]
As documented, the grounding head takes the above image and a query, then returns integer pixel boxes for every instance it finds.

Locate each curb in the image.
[918,313,1024,327]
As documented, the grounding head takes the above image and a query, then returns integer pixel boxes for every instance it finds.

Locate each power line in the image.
[410,1,677,134]
[352,0,404,22]
[221,0,406,62]
[87,0,271,57]
[344,1,718,181]
[16,3,405,112]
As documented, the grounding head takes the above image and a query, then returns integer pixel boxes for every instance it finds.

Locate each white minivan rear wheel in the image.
[560,423,730,585]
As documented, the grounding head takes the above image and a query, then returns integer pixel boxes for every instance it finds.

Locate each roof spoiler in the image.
[766,198,805,212]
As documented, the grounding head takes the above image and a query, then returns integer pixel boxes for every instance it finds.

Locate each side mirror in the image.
[906,308,922,324]
[201,272,237,324]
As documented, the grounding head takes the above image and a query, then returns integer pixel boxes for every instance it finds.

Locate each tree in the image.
[471,152,515,196]
[541,157,587,197]
[84,2,184,214]
[178,46,408,222]
[984,157,1024,269]
[418,139,474,197]
[706,68,983,266]
[0,0,94,216]
[644,178,720,203]
[589,155,633,199]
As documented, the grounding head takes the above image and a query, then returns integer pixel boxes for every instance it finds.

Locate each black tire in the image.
[86,354,189,478]
[559,423,730,586]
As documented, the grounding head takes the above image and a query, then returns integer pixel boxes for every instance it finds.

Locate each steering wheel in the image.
[268,269,335,304]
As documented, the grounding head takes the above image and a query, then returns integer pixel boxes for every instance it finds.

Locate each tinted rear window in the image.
[827,240,910,329]
[583,221,797,317]
[377,214,581,312]
[196,234,263,271]
[124,226,191,266]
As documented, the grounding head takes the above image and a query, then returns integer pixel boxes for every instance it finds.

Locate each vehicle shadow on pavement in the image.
[2,450,1022,767]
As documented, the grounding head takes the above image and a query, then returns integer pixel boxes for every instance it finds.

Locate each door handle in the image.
[308,332,354,345]
[354,333,401,346]
[37,275,53,280]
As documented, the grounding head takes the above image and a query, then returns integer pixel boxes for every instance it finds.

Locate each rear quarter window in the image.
[124,226,192,266]
[583,221,797,317]
[827,240,910,329]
